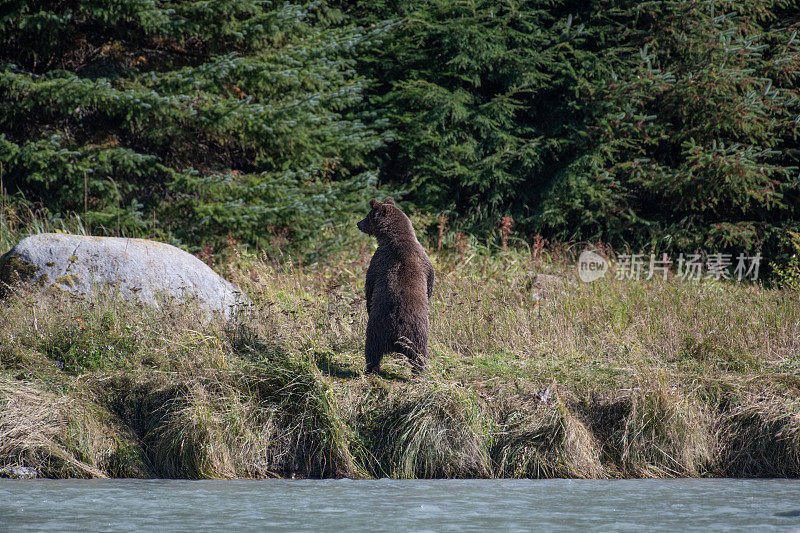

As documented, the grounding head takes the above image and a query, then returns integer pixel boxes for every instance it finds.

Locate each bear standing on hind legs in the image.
[357,197,434,374]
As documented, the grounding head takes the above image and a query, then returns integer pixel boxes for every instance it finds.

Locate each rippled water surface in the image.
[2,478,800,532]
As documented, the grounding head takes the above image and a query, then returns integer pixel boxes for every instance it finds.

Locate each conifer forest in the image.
[1,0,798,262]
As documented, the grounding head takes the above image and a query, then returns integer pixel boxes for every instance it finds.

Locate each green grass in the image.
[1,233,799,478]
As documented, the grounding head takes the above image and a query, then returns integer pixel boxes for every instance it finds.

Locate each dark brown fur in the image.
[357,197,434,374]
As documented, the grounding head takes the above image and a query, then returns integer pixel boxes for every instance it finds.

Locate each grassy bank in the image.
[1,239,799,479]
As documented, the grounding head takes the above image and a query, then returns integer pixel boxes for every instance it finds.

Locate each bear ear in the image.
[369,198,380,210]
[383,196,395,206]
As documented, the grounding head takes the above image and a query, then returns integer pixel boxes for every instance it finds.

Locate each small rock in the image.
[525,273,566,299]
[0,234,249,318]
[0,465,38,479]
[531,274,564,289]
[537,386,551,404]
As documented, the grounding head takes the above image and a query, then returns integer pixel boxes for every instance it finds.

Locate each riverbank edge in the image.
[2,362,798,480]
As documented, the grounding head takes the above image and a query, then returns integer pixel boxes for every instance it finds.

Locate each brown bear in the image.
[357,197,434,374]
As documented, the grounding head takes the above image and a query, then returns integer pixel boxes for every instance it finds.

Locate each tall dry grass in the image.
[1,235,799,478]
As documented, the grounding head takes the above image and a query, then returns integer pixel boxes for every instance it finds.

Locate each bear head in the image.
[357,197,414,241]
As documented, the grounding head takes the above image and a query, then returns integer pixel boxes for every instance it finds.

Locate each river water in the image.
[2,479,799,532]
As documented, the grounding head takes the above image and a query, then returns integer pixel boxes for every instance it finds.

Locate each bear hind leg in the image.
[365,347,383,374]
[364,321,389,374]
[396,336,428,374]
[365,330,384,374]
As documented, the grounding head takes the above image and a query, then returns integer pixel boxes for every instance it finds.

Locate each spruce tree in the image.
[0,0,390,252]
[536,0,800,257]
[346,0,799,259]
[341,0,606,234]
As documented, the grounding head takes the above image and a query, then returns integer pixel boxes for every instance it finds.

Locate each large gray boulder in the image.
[0,234,248,318]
